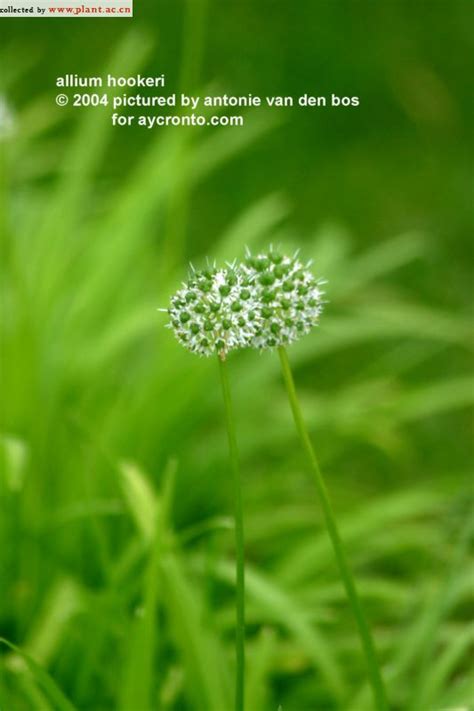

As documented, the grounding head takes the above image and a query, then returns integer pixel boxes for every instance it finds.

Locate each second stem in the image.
[278,346,389,711]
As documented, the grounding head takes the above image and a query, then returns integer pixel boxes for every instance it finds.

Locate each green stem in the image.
[218,355,245,711]
[278,346,389,711]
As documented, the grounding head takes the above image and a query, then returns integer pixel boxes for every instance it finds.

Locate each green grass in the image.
[1,17,473,711]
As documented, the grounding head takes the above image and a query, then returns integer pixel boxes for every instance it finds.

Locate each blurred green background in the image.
[1,1,473,709]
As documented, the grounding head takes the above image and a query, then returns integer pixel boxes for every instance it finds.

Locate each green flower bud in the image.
[259,272,276,286]
[274,265,289,279]
[262,290,275,304]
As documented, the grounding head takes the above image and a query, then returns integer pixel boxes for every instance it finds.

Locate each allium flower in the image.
[241,247,325,349]
[165,263,261,358]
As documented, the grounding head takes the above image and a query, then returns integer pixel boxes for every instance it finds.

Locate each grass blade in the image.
[0,638,77,711]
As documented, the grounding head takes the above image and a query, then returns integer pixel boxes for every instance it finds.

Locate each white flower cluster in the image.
[166,249,324,357]
[241,248,324,349]
[167,264,261,357]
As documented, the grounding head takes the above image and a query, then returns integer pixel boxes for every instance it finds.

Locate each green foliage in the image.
[1,11,473,711]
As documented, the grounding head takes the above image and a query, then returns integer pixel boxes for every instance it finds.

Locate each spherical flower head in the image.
[166,263,261,358]
[241,247,325,349]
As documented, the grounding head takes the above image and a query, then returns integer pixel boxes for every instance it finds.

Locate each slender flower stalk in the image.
[278,346,388,711]
[240,247,388,709]
[218,354,246,711]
